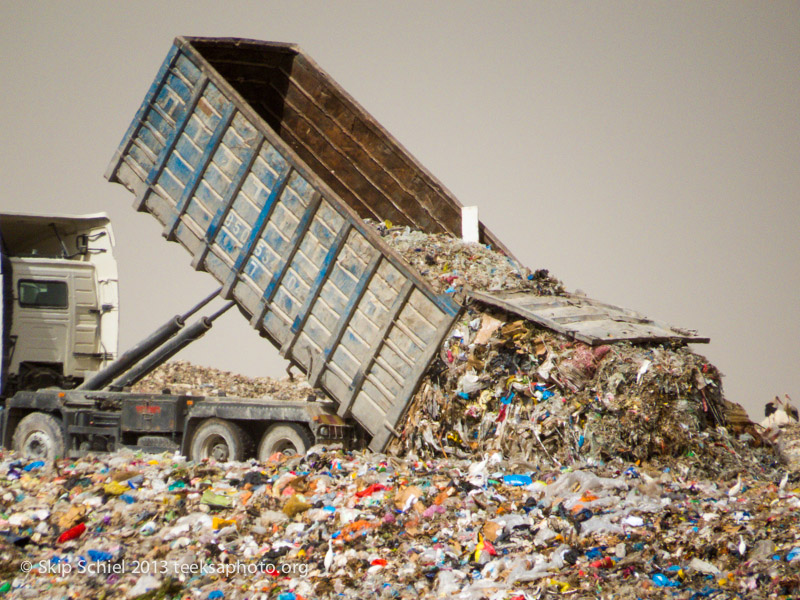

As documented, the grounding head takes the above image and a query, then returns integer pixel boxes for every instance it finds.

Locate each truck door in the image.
[70,265,103,375]
[8,262,70,389]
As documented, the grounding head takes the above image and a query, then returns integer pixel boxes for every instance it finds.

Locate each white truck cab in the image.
[0,213,118,397]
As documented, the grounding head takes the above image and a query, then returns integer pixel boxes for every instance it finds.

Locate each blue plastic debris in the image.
[652,573,680,587]
[585,547,603,560]
[502,474,532,486]
[23,461,45,471]
[787,547,800,561]
[87,549,113,562]
[208,591,224,600]
[119,494,136,504]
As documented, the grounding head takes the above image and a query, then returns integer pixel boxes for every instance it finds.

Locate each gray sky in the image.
[1,2,797,420]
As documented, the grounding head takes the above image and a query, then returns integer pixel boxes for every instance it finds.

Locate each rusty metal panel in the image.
[469,290,709,345]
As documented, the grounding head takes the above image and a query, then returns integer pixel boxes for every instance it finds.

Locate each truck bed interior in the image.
[183,37,508,253]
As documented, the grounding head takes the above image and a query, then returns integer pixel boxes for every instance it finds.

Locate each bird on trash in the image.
[727,474,742,497]
[779,472,789,491]
[765,397,780,417]
[784,395,798,422]
[761,395,796,429]
[738,535,747,557]
[324,538,334,573]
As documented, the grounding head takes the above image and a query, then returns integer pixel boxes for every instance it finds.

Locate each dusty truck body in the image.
[1,213,349,460]
[104,36,493,452]
[4,36,707,462]
[104,36,706,452]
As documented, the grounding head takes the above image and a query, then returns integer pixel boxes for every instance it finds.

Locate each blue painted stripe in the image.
[221,165,292,296]
[192,135,264,271]
[164,101,237,240]
[437,296,461,318]
[321,253,381,357]
[135,75,210,210]
[205,136,264,243]
[105,44,180,181]
[281,224,351,356]
[249,193,323,326]
[289,226,349,334]
[307,250,382,387]
[339,279,415,417]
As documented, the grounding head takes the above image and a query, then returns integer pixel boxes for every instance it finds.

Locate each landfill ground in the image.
[0,438,798,600]
[3,226,799,599]
[0,357,797,600]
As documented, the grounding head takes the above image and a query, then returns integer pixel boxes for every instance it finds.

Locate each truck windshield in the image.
[18,280,68,309]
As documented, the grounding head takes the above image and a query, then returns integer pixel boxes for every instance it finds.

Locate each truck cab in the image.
[0,213,118,397]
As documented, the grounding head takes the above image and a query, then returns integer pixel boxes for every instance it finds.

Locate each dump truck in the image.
[2,37,707,462]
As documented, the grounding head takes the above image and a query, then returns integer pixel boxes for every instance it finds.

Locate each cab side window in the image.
[18,280,68,309]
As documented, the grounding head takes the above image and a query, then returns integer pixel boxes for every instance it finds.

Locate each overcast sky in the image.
[1,2,797,419]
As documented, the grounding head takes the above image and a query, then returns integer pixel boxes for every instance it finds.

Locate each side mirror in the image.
[75,234,88,256]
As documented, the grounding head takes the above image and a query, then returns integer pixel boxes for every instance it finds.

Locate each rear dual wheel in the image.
[256,423,313,461]
[189,418,250,462]
[188,419,313,462]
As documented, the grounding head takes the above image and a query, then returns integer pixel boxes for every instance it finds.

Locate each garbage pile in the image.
[377,223,775,479]
[132,361,312,402]
[374,222,564,295]
[390,309,780,480]
[1,448,798,599]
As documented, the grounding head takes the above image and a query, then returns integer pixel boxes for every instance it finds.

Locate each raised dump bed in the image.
[105,37,505,451]
[106,37,707,450]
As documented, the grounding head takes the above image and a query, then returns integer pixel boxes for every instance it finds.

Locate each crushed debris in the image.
[372,221,565,295]
[0,447,798,599]
[358,224,771,481]
[2,226,792,599]
[132,361,312,403]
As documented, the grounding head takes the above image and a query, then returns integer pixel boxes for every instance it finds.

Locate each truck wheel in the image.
[257,423,313,461]
[12,412,65,461]
[189,419,250,462]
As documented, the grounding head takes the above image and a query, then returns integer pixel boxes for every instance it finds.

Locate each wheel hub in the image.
[273,438,298,456]
[23,432,53,460]
[201,434,230,461]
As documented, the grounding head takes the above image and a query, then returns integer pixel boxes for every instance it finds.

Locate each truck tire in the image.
[189,419,250,462]
[12,412,65,461]
[257,423,313,461]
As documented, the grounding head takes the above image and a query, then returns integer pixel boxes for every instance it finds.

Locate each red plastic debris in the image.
[356,484,389,498]
[57,523,86,543]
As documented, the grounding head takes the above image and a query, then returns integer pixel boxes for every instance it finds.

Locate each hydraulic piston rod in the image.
[78,287,221,391]
[108,302,234,391]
